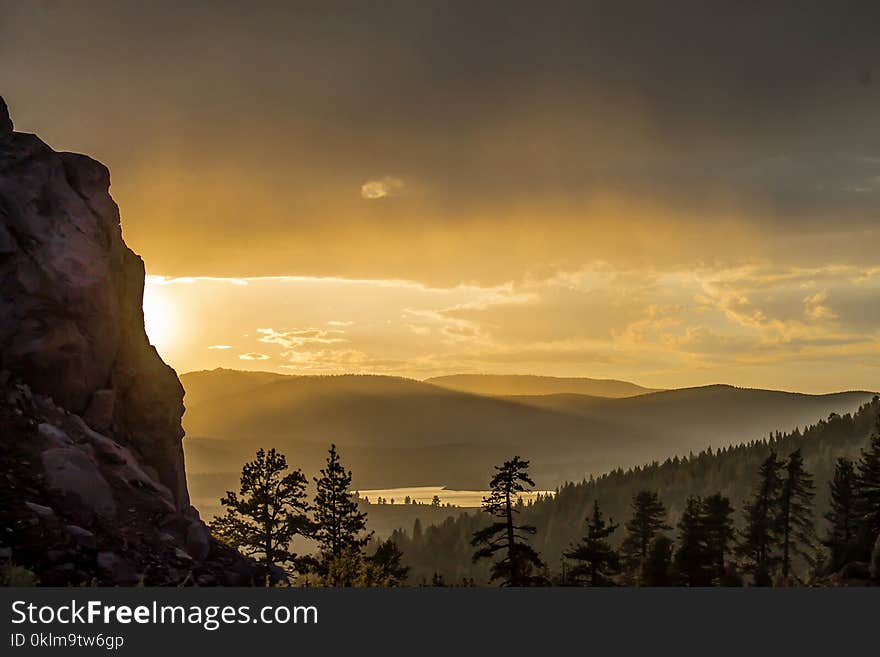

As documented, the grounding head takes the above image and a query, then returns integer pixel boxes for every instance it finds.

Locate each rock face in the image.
[0,97,12,134]
[0,97,264,585]
[0,96,187,507]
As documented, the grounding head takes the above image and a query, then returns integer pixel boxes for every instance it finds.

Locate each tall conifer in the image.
[777,449,816,581]
[313,444,371,582]
[823,457,858,569]
[620,490,671,582]
[855,418,880,553]
[471,456,544,586]
[674,495,712,586]
[563,500,619,586]
[737,452,783,586]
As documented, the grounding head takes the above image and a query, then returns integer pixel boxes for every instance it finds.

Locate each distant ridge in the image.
[182,368,288,408]
[180,369,876,499]
[425,373,660,398]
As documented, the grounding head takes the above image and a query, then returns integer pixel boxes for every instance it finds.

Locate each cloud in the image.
[145,266,880,392]
[256,327,348,350]
[255,327,365,372]
[402,309,490,345]
[207,344,232,350]
[11,3,880,286]
[239,352,270,361]
[146,275,249,286]
[279,349,372,370]
[803,291,837,321]
[360,176,404,200]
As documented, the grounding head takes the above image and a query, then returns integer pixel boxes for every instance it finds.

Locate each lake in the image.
[356,485,555,508]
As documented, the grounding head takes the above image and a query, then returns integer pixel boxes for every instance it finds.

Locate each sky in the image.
[2,1,880,392]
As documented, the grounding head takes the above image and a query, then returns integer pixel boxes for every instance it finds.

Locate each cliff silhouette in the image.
[0,96,263,585]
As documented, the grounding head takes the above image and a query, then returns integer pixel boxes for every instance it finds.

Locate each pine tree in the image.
[737,451,783,586]
[871,534,880,580]
[563,500,619,586]
[209,448,311,572]
[855,418,880,554]
[701,493,736,584]
[620,490,671,582]
[674,495,712,586]
[640,535,674,586]
[777,449,816,582]
[822,457,859,569]
[362,539,410,586]
[313,444,372,582]
[471,456,544,586]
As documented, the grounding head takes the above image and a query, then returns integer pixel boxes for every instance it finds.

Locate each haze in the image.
[4,1,879,392]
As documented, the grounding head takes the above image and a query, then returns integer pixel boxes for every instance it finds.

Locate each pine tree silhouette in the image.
[855,418,880,555]
[737,451,783,586]
[822,457,858,570]
[620,490,671,583]
[210,448,311,573]
[701,493,736,584]
[366,539,410,585]
[313,444,372,583]
[641,535,674,586]
[471,456,544,586]
[674,495,712,586]
[563,500,619,586]
[777,449,816,582]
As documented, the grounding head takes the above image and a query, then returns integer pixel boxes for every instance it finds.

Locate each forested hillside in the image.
[182,369,874,490]
[391,396,880,584]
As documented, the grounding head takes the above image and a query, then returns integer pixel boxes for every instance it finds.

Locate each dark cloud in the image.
[2,1,879,280]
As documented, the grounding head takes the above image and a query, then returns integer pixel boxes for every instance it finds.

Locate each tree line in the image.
[391,397,880,585]
[213,397,880,586]
[466,418,880,586]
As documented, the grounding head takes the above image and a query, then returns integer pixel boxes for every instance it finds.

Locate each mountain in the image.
[0,96,259,585]
[425,374,659,397]
[181,368,287,408]
[180,369,876,508]
[392,396,880,584]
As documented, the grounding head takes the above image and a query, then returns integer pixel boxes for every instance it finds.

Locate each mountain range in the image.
[181,369,876,516]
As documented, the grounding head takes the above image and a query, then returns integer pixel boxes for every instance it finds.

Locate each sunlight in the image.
[142,284,177,351]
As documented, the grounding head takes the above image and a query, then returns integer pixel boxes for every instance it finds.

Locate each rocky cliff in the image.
[0,96,258,585]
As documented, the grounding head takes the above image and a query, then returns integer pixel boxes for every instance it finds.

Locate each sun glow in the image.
[142,285,177,351]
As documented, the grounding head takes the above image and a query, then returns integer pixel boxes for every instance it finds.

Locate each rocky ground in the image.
[0,374,268,585]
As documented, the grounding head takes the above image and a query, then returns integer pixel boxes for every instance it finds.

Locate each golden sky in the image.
[3,2,879,392]
[141,264,880,392]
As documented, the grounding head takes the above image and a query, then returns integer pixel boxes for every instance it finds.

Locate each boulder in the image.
[96,551,139,585]
[96,551,120,571]
[37,423,72,448]
[174,547,193,562]
[66,525,97,550]
[41,447,116,525]
[185,521,212,561]
[24,502,55,519]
